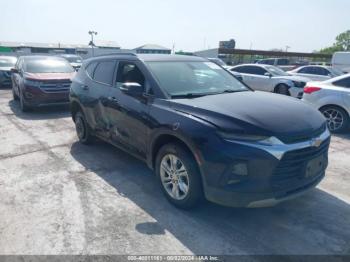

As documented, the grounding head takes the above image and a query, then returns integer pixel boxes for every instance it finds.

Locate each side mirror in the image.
[11,68,19,74]
[264,72,272,78]
[120,82,144,97]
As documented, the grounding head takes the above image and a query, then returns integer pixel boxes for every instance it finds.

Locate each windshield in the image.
[25,58,75,73]
[329,67,343,76]
[63,56,82,63]
[265,65,290,76]
[146,61,248,97]
[0,57,17,67]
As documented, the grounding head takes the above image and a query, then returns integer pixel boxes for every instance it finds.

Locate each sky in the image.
[0,0,349,52]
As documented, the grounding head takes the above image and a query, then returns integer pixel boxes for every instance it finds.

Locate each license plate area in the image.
[305,154,327,178]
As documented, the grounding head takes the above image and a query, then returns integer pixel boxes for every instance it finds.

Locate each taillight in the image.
[304,86,321,94]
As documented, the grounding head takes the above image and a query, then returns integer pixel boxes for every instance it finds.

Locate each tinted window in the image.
[277,59,289,65]
[298,67,313,74]
[333,77,350,88]
[24,58,74,73]
[298,66,329,76]
[116,62,145,87]
[234,66,267,75]
[313,67,329,76]
[93,61,116,85]
[86,62,97,78]
[257,59,274,65]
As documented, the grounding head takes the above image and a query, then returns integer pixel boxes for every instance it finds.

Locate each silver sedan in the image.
[302,73,350,132]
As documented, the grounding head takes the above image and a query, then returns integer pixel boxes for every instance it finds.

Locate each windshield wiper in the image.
[171,93,211,99]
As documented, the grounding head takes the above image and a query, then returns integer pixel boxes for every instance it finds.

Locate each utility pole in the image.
[285,45,290,52]
[88,30,98,57]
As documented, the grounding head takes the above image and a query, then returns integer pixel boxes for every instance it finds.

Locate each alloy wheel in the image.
[323,108,344,132]
[160,154,190,200]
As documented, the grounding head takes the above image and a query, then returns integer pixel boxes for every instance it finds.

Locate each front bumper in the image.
[23,85,70,107]
[288,86,303,99]
[199,129,331,207]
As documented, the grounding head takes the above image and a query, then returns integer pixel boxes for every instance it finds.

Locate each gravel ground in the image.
[0,88,349,256]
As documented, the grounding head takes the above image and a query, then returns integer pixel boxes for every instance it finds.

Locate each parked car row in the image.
[0,53,342,209]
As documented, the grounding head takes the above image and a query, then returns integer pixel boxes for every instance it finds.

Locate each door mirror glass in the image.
[120,82,144,97]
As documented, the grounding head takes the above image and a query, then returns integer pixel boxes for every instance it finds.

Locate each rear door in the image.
[79,60,117,138]
[106,60,151,159]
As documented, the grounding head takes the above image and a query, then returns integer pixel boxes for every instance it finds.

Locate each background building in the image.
[0,40,123,59]
[133,44,171,54]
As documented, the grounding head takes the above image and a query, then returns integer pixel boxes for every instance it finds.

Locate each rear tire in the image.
[320,106,349,133]
[275,84,290,96]
[74,111,94,145]
[156,143,203,209]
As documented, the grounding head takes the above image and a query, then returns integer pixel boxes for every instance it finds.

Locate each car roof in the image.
[233,64,267,68]
[0,56,17,60]
[20,55,66,61]
[59,54,81,57]
[85,54,206,63]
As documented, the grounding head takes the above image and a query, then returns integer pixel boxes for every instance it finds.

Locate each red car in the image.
[11,56,76,112]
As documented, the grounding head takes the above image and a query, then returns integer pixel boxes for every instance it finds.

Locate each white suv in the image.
[230,64,310,98]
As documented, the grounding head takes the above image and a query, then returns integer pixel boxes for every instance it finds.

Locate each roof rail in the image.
[94,52,137,57]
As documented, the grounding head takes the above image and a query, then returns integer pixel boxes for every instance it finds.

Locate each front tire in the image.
[320,106,349,133]
[156,143,203,209]
[12,88,19,101]
[275,84,290,96]
[19,91,30,112]
[74,111,94,144]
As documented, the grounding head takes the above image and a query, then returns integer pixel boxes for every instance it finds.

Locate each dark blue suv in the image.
[70,54,330,209]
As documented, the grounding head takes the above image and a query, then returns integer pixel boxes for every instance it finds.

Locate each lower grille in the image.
[271,138,330,189]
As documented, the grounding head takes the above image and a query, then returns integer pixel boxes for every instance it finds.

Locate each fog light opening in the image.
[231,163,248,176]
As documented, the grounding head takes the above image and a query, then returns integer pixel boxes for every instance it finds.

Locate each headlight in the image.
[218,132,283,146]
[24,79,41,86]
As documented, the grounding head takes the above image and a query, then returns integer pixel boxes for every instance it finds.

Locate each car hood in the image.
[24,72,76,81]
[169,91,325,138]
[273,75,311,82]
[0,67,12,72]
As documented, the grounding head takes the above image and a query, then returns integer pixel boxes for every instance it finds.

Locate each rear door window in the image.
[86,62,98,78]
[93,61,116,86]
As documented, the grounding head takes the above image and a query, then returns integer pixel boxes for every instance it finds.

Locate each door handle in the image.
[81,85,89,90]
[108,96,118,102]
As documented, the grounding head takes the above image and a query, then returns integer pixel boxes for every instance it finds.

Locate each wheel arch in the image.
[319,104,350,118]
[70,100,84,122]
[150,132,201,171]
[273,82,291,93]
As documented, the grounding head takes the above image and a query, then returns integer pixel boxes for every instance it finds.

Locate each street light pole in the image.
[88,30,98,57]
